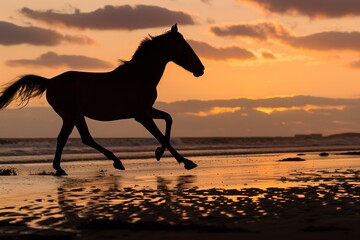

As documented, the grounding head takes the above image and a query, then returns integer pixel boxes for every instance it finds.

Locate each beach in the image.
[0,138,360,239]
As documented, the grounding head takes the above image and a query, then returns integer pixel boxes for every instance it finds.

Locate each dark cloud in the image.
[210,21,290,40]
[155,96,360,136]
[6,51,112,70]
[288,31,360,51]
[201,0,212,5]
[188,39,255,60]
[211,22,360,52]
[0,21,93,46]
[242,0,360,18]
[156,95,352,113]
[21,5,195,30]
[1,96,360,137]
[260,50,276,59]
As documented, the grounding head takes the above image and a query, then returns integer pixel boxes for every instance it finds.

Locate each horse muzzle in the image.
[193,71,204,77]
[193,66,204,77]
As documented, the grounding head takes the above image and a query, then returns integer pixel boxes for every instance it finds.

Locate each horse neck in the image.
[129,53,169,87]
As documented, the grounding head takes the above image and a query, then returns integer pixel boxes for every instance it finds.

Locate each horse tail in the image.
[0,75,48,110]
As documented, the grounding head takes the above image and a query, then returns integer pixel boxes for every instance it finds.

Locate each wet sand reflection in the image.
[1,169,358,236]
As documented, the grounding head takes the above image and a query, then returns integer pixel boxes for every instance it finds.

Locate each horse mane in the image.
[119,30,172,66]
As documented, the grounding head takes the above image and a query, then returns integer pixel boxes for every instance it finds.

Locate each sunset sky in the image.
[1,0,360,137]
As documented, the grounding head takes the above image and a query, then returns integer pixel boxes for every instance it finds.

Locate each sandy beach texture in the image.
[0,151,359,240]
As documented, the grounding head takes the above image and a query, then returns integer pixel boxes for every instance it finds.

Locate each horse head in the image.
[167,24,205,77]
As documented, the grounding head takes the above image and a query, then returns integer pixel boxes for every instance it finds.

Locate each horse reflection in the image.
[0,24,204,175]
[53,175,197,228]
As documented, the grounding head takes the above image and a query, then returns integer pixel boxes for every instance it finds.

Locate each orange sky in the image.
[2,1,360,137]
[1,0,360,106]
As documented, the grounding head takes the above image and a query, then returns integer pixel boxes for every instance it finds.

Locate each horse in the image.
[0,24,205,176]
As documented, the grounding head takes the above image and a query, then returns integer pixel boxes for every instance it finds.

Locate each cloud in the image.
[0,21,93,46]
[349,58,360,68]
[153,96,360,136]
[156,96,353,114]
[210,21,291,40]
[260,50,277,59]
[211,22,360,52]
[288,31,360,51]
[255,105,346,114]
[188,39,255,60]
[21,5,195,30]
[242,0,360,18]
[187,107,242,117]
[201,0,212,5]
[6,51,112,70]
[1,96,360,137]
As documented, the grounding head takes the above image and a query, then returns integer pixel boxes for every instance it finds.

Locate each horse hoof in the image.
[55,169,68,176]
[155,146,165,161]
[183,160,197,170]
[113,161,125,170]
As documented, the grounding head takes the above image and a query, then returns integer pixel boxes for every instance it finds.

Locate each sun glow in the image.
[255,105,346,114]
[188,106,242,117]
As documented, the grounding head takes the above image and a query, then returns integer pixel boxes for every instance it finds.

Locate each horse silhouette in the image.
[0,24,205,175]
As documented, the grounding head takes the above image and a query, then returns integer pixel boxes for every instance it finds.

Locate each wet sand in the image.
[0,151,359,239]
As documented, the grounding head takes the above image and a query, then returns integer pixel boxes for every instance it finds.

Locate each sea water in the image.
[1,136,360,165]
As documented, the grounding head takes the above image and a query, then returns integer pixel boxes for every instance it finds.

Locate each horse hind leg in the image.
[75,116,125,170]
[53,118,74,176]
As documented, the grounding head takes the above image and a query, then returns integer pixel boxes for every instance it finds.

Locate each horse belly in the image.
[84,102,134,121]
[81,93,155,121]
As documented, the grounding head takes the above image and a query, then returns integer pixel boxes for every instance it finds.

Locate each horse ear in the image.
[171,24,178,33]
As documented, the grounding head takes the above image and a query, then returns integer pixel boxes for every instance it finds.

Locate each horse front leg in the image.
[151,108,172,161]
[53,118,74,176]
[135,115,197,170]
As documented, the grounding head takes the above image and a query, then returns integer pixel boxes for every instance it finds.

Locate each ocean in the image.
[1,134,360,165]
